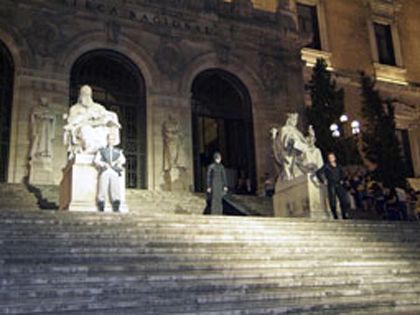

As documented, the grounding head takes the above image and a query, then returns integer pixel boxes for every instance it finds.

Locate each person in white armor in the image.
[94,133,126,212]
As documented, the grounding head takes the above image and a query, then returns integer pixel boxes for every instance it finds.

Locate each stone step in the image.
[3,262,418,280]
[1,216,419,231]
[2,245,420,262]
[0,210,418,226]
[3,256,420,275]
[2,280,420,310]
[2,239,418,254]
[2,289,420,315]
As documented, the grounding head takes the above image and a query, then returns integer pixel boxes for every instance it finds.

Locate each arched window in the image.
[70,50,147,188]
[0,40,14,182]
[191,69,256,193]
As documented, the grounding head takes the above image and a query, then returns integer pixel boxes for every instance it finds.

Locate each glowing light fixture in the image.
[340,114,349,123]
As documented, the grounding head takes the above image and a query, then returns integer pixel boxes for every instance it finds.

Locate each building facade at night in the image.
[0,0,418,194]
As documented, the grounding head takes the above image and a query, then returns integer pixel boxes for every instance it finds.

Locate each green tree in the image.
[306,58,360,165]
[360,72,406,188]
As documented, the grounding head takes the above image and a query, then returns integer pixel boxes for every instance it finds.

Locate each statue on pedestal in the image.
[63,85,121,158]
[271,113,329,219]
[60,85,127,212]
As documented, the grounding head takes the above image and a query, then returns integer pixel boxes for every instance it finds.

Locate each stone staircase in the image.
[1,208,420,314]
[10,183,207,215]
[125,189,206,216]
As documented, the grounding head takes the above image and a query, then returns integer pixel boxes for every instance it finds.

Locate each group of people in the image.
[343,171,419,221]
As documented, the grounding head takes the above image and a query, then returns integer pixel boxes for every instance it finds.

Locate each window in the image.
[297,3,321,50]
[374,23,396,66]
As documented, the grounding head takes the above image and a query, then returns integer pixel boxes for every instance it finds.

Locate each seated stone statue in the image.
[63,85,121,157]
[271,112,323,181]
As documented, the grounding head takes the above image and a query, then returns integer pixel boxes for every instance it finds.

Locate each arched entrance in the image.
[0,40,14,182]
[70,50,147,188]
[191,69,256,193]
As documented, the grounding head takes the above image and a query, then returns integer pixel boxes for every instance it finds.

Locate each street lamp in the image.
[329,115,361,139]
[329,123,341,138]
[351,120,361,135]
[329,114,362,165]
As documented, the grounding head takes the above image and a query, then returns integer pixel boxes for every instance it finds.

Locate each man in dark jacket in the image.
[316,152,350,220]
[206,152,228,215]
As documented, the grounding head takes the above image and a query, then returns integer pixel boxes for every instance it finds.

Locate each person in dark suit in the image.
[206,152,228,215]
[316,152,350,220]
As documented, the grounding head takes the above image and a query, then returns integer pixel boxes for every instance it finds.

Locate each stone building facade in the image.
[0,0,306,192]
[295,0,420,178]
[0,0,419,195]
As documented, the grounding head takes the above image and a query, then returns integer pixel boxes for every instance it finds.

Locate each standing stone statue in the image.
[162,114,184,172]
[162,114,187,190]
[63,85,121,158]
[271,112,323,181]
[29,96,56,185]
[206,152,228,215]
[30,96,56,160]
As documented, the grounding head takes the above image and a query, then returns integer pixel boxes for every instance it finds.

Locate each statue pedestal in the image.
[29,157,53,185]
[59,153,128,213]
[273,174,331,219]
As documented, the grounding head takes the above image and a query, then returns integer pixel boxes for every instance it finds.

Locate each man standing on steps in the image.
[316,152,350,220]
[94,133,126,212]
[207,152,228,215]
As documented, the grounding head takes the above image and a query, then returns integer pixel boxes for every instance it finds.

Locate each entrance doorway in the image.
[0,40,14,182]
[191,69,256,193]
[70,50,147,188]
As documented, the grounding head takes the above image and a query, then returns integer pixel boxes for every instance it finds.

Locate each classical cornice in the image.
[364,0,402,20]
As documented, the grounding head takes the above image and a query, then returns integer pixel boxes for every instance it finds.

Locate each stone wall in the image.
[0,0,307,191]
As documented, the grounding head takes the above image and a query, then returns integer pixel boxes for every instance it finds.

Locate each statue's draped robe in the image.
[64,101,120,155]
[162,119,182,172]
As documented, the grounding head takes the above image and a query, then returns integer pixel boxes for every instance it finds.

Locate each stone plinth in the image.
[29,158,53,185]
[273,174,330,219]
[59,153,128,213]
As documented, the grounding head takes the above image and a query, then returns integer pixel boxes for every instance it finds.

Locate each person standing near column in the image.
[316,152,350,220]
[94,133,126,212]
[207,152,228,215]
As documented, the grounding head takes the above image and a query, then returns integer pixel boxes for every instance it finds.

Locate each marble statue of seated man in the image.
[63,85,121,157]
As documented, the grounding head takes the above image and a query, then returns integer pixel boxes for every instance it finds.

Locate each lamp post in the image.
[329,114,361,165]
